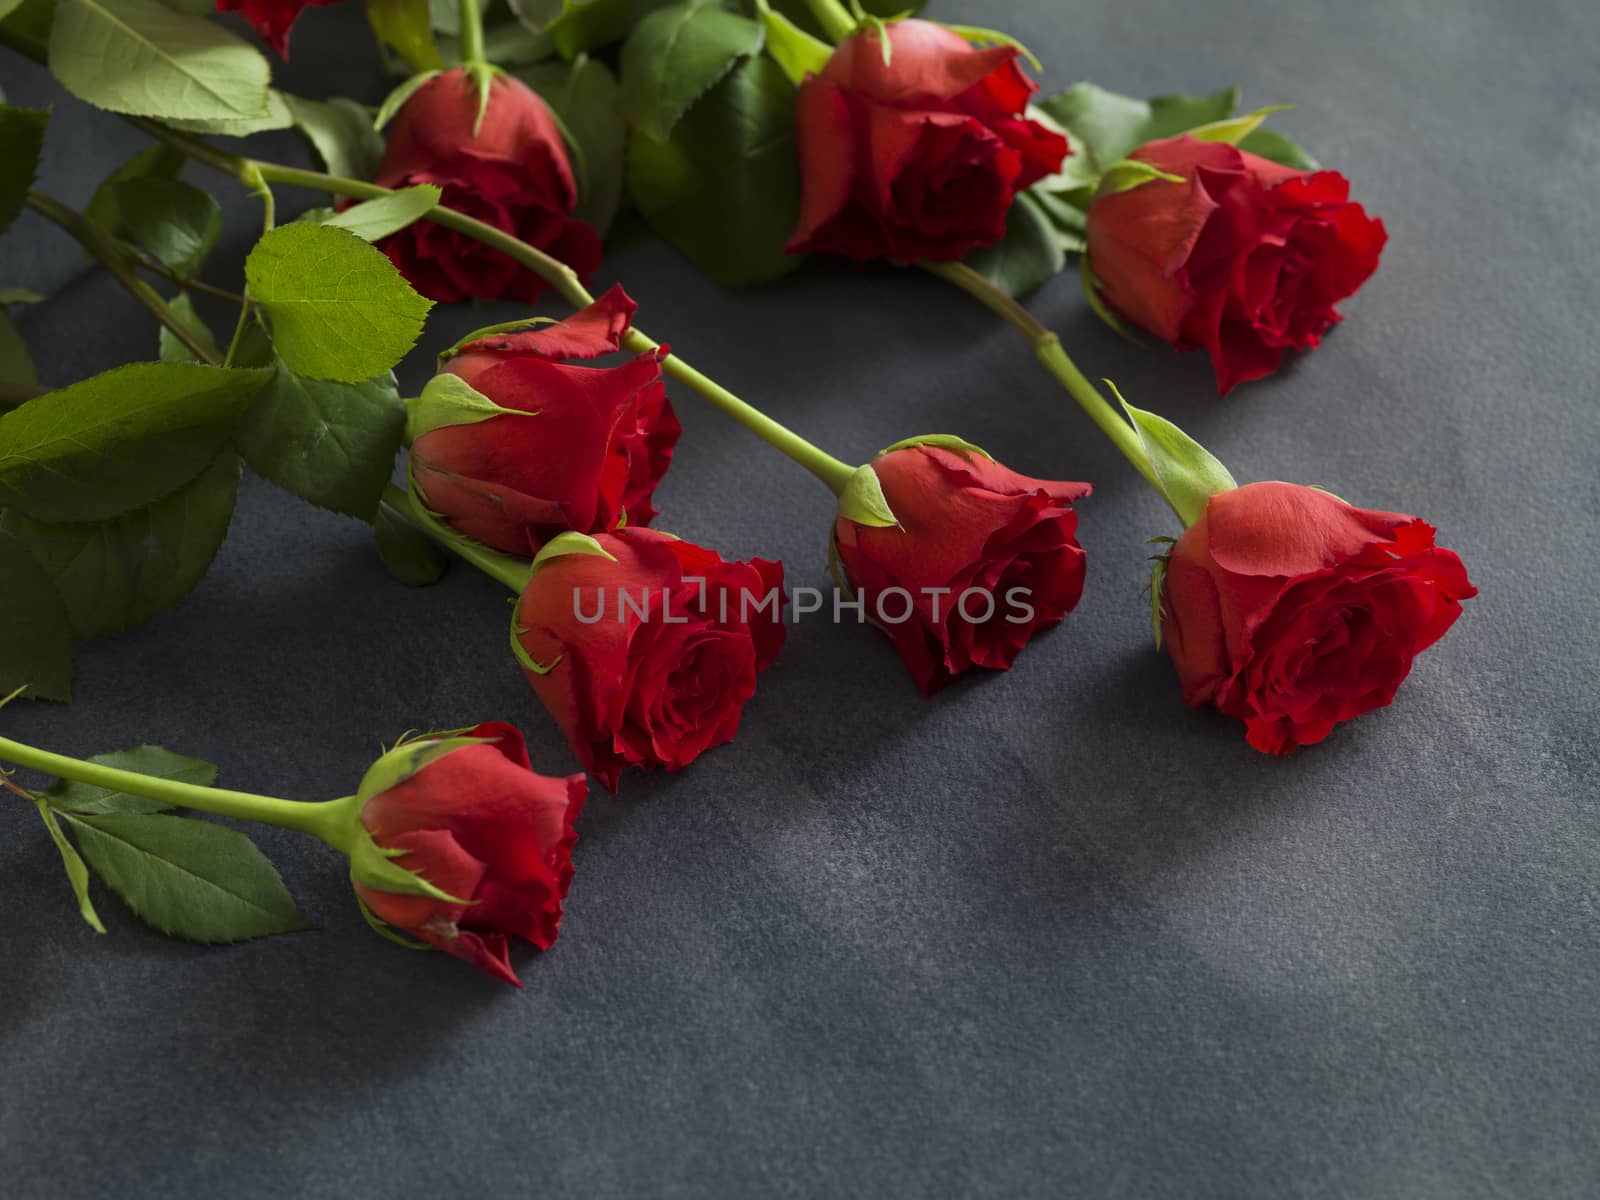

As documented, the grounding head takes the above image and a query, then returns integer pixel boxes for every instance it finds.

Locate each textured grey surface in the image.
[2,2,1598,1197]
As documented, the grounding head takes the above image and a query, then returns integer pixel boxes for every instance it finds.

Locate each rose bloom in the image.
[372,68,601,303]
[355,723,587,987]
[1085,135,1387,394]
[788,19,1069,262]
[410,287,680,557]
[1161,482,1476,753]
[217,0,342,58]
[834,444,1090,696]
[514,528,786,791]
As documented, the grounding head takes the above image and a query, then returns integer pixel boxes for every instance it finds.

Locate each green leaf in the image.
[0,0,23,20]
[63,811,310,944]
[157,293,219,364]
[232,330,405,520]
[1038,83,1238,171]
[0,0,55,38]
[47,0,273,122]
[45,744,217,815]
[627,54,802,288]
[112,177,221,279]
[366,0,443,72]
[0,308,36,388]
[159,87,293,137]
[1188,105,1291,147]
[283,93,385,180]
[0,362,268,523]
[374,499,448,587]
[518,54,626,234]
[1239,127,1319,171]
[244,222,433,384]
[1106,381,1237,527]
[759,8,829,84]
[34,798,106,933]
[0,529,73,701]
[528,529,617,573]
[836,463,898,529]
[619,1,765,140]
[84,144,186,243]
[317,185,442,243]
[0,105,48,237]
[963,192,1064,298]
[0,454,242,637]
[530,0,677,59]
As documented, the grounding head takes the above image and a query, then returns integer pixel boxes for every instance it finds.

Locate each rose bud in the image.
[512,528,786,791]
[408,286,681,557]
[787,19,1069,263]
[372,67,602,303]
[217,0,341,58]
[1085,134,1387,395]
[351,723,587,987]
[832,438,1091,696]
[1161,481,1476,753]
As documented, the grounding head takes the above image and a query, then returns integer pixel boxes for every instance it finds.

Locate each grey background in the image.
[3,1,1597,1196]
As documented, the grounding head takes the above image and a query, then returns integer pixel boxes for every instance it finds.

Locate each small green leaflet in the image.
[0,529,73,701]
[518,54,627,234]
[283,93,385,181]
[158,293,220,364]
[160,87,293,137]
[45,744,218,816]
[374,498,448,587]
[0,454,243,638]
[84,144,186,244]
[112,177,222,279]
[0,105,48,237]
[62,811,310,944]
[0,362,269,523]
[232,328,405,520]
[244,222,432,384]
[34,798,106,933]
[619,1,766,141]
[317,185,441,243]
[627,54,802,288]
[47,0,274,122]
[1106,381,1237,527]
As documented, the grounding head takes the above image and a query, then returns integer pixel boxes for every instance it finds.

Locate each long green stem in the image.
[457,0,486,64]
[0,734,354,848]
[924,260,1164,494]
[25,191,221,365]
[803,0,857,42]
[382,483,532,592]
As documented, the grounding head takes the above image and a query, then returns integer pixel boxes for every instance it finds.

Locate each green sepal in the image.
[1188,105,1292,147]
[461,61,503,136]
[530,530,617,574]
[1096,158,1184,196]
[438,315,559,363]
[761,8,831,83]
[354,736,496,806]
[355,893,435,950]
[837,462,899,529]
[403,467,535,591]
[1106,380,1237,527]
[878,433,992,460]
[509,615,564,676]
[374,70,440,130]
[347,829,473,905]
[938,23,1040,71]
[1080,254,1134,340]
[406,372,529,442]
[1147,552,1169,650]
[33,795,107,934]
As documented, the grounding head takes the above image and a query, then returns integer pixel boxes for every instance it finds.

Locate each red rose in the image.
[833,443,1090,696]
[1161,482,1476,753]
[1085,135,1387,394]
[513,528,786,791]
[410,287,681,557]
[787,19,1069,262]
[373,68,602,303]
[217,0,342,58]
[355,722,587,987]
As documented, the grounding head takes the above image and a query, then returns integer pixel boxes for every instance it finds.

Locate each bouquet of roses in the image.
[0,0,1473,985]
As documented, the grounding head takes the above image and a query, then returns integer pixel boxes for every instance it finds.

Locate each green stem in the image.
[0,734,356,849]
[923,260,1164,494]
[803,0,857,42]
[25,191,221,366]
[457,0,486,64]
[382,483,532,592]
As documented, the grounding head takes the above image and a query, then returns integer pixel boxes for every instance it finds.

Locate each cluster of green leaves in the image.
[21,744,310,943]
[968,84,1318,299]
